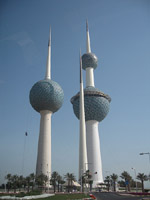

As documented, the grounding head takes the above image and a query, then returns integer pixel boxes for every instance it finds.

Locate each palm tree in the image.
[43,175,48,191]
[120,171,132,191]
[83,170,92,191]
[35,174,48,189]
[22,176,27,191]
[29,173,35,191]
[69,173,76,192]
[137,173,148,192]
[104,176,111,191]
[111,173,118,192]
[64,173,76,192]
[51,171,59,193]
[18,175,24,192]
[64,173,71,192]
[26,176,31,193]
[11,175,18,193]
[5,174,12,193]
[57,175,63,192]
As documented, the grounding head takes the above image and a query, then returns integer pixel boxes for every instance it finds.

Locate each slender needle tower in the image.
[29,29,64,182]
[79,51,88,180]
[71,21,111,187]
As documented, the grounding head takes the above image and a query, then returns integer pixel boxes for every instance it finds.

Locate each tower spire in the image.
[86,20,91,53]
[79,49,88,179]
[45,27,51,79]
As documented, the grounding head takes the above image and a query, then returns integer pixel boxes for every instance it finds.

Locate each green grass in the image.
[16,190,42,197]
[35,193,90,200]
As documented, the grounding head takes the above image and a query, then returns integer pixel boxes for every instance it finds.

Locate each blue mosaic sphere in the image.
[71,86,111,122]
[30,79,64,113]
[82,53,98,70]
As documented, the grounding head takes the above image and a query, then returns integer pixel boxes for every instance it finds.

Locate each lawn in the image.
[34,193,90,200]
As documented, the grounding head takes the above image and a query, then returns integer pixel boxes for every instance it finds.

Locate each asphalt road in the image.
[93,192,143,200]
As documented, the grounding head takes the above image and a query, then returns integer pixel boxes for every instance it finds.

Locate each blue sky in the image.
[0,0,150,184]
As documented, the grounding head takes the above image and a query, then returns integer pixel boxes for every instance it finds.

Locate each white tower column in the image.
[86,67,95,87]
[86,120,103,187]
[36,110,52,181]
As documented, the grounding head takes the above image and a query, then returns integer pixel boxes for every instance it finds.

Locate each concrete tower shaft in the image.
[71,21,111,187]
[29,29,64,183]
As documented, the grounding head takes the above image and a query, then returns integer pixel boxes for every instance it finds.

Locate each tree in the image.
[11,175,18,193]
[26,176,31,193]
[51,171,59,193]
[64,173,76,192]
[104,176,111,191]
[5,174,12,193]
[118,180,126,187]
[29,173,35,191]
[18,175,24,192]
[43,175,48,190]
[137,173,148,192]
[120,171,132,191]
[89,180,93,192]
[57,175,64,192]
[83,170,92,191]
[35,174,48,189]
[111,173,118,192]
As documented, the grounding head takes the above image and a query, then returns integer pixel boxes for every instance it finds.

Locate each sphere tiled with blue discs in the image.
[71,86,111,122]
[82,53,98,70]
[30,80,64,113]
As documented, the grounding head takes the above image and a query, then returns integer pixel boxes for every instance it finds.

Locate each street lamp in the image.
[131,168,137,193]
[84,163,92,193]
[139,152,150,182]
[139,152,150,164]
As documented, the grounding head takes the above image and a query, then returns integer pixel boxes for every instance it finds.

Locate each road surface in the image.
[93,192,143,200]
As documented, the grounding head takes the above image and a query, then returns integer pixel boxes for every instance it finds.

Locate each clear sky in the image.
[0,0,150,185]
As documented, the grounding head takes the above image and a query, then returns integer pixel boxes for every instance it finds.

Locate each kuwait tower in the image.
[71,21,111,187]
[29,29,64,181]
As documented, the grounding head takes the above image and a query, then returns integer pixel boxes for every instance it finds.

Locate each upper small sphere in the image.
[82,53,98,70]
[71,86,111,122]
[30,79,64,113]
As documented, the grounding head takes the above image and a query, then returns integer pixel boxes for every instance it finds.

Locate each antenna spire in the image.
[48,27,51,47]
[79,49,88,178]
[45,27,51,79]
[86,20,91,53]
[80,49,82,84]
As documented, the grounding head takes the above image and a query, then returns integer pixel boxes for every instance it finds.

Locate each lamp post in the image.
[139,152,150,182]
[139,152,150,165]
[131,168,137,193]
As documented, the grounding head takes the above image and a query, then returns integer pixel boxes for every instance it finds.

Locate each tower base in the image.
[86,120,103,188]
[36,110,52,182]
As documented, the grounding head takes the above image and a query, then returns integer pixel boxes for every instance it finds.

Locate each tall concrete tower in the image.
[29,29,64,181]
[71,21,111,187]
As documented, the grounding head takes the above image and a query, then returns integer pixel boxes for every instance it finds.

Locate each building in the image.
[29,29,64,183]
[71,21,111,187]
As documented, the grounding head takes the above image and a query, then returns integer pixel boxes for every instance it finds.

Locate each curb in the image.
[0,194,54,199]
[89,194,96,199]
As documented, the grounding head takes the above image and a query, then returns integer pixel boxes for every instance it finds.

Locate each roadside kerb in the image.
[0,194,54,199]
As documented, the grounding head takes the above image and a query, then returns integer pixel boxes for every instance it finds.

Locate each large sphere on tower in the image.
[71,86,111,122]
[82,53,98,70]
[29,79,64,113]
